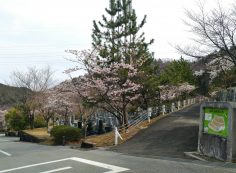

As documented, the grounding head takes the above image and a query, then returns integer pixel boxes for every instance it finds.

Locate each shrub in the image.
[50,125,81,145]
[34,115,47,128]
[34,116,47,128]
[5,108,28,131]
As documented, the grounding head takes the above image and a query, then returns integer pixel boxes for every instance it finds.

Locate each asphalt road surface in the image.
[0,104,236,173]
[0,135,236,173]
[112,104,201,159]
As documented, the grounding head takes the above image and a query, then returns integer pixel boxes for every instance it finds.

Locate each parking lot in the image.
[1,134,236,173]
[0,157,129,173]
[0,136,130,173]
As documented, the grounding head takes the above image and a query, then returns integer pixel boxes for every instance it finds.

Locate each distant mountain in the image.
[0,83,30,109]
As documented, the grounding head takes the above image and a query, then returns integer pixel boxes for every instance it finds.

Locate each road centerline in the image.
[39,166,72,173]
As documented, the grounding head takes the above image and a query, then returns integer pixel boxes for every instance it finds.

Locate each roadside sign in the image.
[203,107,228,138]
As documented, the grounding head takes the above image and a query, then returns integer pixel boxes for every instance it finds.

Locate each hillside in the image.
[0,83,30,108]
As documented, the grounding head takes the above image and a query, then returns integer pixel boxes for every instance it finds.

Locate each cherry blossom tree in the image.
[160,83,196,101]
[40,80,78,128]
[65,0,160,128]
[66,49,141,127]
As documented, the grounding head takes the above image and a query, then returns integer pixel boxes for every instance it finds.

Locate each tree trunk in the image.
[122,103,128,131]
[46,119,50,132]
[124,111,128,130]
[29,112,35,129]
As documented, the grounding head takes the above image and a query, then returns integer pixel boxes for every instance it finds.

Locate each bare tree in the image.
[11,66,54,92]
[177,1,236,65]
[10,66,54,129]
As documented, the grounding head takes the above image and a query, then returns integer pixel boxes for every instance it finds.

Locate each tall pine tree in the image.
[92,0,160,110]
[92,0,154,65]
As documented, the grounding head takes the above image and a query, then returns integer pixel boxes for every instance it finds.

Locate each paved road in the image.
[112,104,201,159]
[0,135,236,172]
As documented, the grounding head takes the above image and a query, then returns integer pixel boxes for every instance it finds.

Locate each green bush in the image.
[50,125,81,145]
[5,108,28,131]
[34,116,47,128]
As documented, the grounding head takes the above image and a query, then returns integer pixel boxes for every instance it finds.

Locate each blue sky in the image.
[0,0,233,83]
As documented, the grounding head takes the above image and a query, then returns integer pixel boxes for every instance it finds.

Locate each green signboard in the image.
[203,107,228,138]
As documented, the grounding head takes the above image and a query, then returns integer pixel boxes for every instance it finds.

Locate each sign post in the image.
[198,102,236,162]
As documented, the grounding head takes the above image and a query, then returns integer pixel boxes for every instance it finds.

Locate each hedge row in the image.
[50,125,81,145]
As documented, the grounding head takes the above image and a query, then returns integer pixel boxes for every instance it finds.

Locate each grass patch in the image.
[23,128,53,145]
[24,128,50,138]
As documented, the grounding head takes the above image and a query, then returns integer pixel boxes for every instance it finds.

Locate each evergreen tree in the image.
[68,0,160,128]
[92,0,154,65]
[92,0,159,110]
[160,58,195,85]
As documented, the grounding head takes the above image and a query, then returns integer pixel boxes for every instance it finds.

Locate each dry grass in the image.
[23,128,54,145]
[24,128,50,138]
[86,113,168,147]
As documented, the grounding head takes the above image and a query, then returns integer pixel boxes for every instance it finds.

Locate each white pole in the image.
[171,103,175,112]
[178,101,181,110]
[183,100,186,107]
[114,127,123,146]
[162,105,166,115]
[147,107,152,123]
[115,127,118,146]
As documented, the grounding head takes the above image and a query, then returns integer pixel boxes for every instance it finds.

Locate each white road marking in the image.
[0,157,129,173]
[70,157,129,173]
[0,158,69,173]
[39,167,72,173]
[0,150,11,156]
